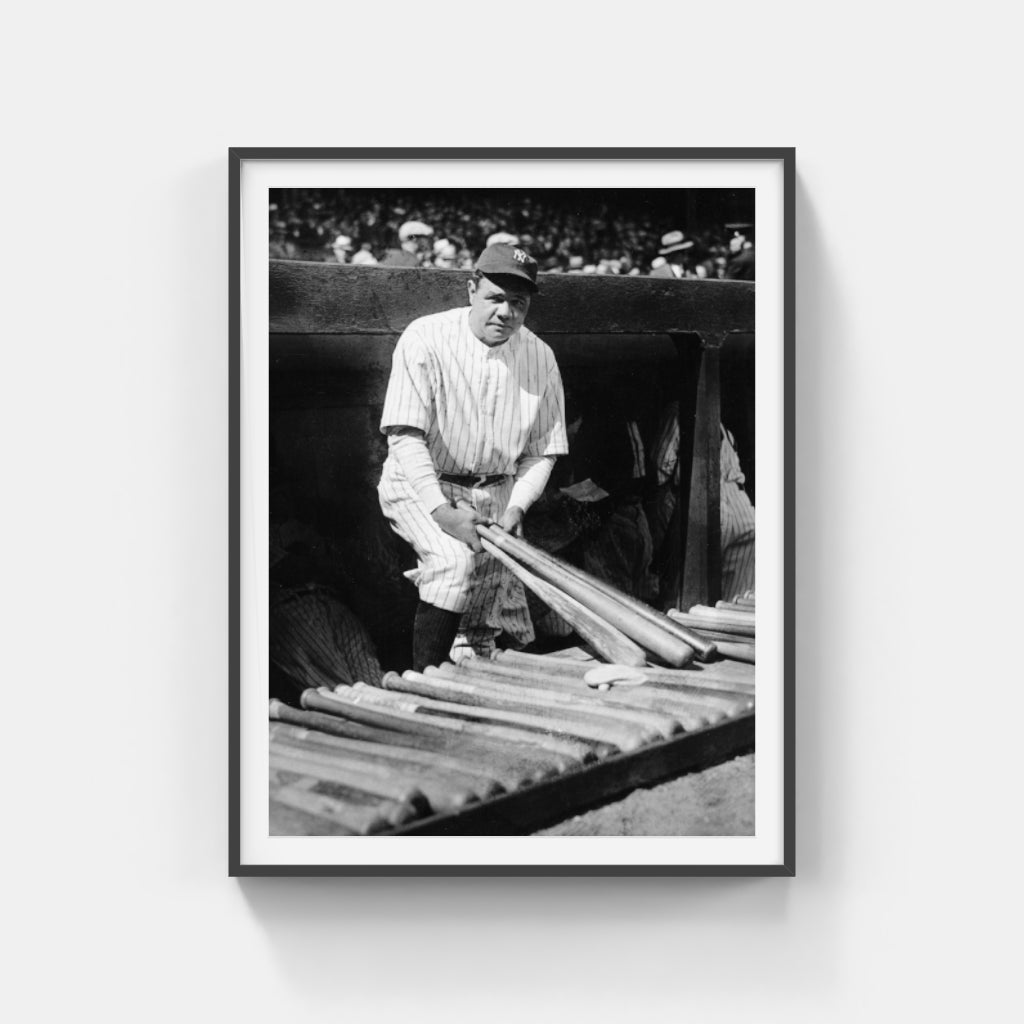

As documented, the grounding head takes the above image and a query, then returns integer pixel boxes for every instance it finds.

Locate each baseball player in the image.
[651,402,755,602]
[378,242,568,670]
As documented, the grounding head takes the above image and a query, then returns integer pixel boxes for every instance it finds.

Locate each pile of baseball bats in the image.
[267,534,758,835]
[476,523,719,667]
[666,593,755,664]
[269,644,755,835]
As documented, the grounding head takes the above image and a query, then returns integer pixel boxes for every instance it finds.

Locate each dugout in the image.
[269,262,755,674]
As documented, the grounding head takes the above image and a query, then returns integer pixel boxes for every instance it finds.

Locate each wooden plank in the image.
[387,713,754,836]
[680,341,722,608]
[270,261,755,337]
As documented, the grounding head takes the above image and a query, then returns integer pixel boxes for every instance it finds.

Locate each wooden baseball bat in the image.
[270,720,506,798]
[477,535,647,667]
[431,662,712,733]
[270,739,433,812]
[389,670,649,751]
[713,641,755,664]
[664,624,755,644]
[288,693,559,788]
[374,675,624,756]
[491,649,755,696]
[322,684,599,765]
[688,604,757,628]
[270,728,490,814]
[269,751,428,824]
[442,666,734,737]
[716,600,754,613]
[438,659,739,725]
[667,609,755,638]
[423,664,682,741]
[480,524,713,663]
[270,778,378,835]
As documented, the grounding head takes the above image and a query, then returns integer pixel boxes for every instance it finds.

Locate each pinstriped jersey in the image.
[380,307,568,474]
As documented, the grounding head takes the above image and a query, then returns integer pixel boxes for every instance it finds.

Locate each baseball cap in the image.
[398,220,434,241]
[658,230,694,255]
[475,242,539,292]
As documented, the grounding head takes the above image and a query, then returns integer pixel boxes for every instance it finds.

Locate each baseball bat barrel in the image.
[270,728,491,813]
[377,674,625,756]
[274,713,550,794]
[390,669,649,751]
[491,649,755,696]
[478,535,647,667]
[438,658,743,722]
[423,664,683,740]
[329,683,601,764]
[713,641,755,664]
[270,721,507,801]
[667,610,755,638]
[480,524,714,663]
[296,690,567,784]
[716,600,754,613]
[665,625,755,644]
[269,750,428,823]
[687,604,757,628]
[270,780,382,835]
[431,662,713,732]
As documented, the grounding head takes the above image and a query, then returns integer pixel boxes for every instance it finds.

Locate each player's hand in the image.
[432,503,485,552]
[498,505,525,537]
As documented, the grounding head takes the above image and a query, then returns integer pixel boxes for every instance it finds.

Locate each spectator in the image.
[351,242,379,267]
[432,239,459,269]
[650,230,696,279]
[331,234,353,264]
[725,222,755,280]
[381,220,434,267]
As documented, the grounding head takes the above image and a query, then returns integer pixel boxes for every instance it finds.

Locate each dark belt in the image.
[439,472,509,488]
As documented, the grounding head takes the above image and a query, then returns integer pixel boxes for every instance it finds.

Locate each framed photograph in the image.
[230,148,794,875]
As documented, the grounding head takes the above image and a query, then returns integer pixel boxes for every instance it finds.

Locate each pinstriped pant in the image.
[378,457,534,648]
[721,481,755,601]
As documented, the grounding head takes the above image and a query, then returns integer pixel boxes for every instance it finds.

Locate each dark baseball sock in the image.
[412,601,462,671]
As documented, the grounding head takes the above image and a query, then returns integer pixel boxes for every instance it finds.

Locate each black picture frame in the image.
[230,148,795,876]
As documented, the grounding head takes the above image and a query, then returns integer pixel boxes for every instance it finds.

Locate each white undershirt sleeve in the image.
[508,455,556,513]
[387,431,447,514]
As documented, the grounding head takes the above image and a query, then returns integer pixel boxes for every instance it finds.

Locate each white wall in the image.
[5,3,1019,1021]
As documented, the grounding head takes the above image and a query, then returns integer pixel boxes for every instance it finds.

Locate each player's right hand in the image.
[432,503,485,552]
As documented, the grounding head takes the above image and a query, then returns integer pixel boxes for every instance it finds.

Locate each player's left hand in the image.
[498,505,525,537]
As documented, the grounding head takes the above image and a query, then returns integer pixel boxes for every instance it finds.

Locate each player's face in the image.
[467,275,531,345]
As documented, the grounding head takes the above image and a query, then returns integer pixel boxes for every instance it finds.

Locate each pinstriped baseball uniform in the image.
[652,404,755,602]
[378,307,568,647]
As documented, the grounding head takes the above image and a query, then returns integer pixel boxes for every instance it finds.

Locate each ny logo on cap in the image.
[512,248,529,264]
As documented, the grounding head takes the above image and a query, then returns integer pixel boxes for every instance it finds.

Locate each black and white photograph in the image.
[233,151,792,871]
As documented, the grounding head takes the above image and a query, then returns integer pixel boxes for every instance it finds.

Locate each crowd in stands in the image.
[269,189,754,279]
